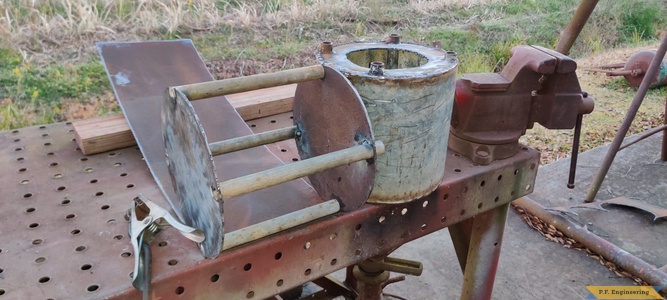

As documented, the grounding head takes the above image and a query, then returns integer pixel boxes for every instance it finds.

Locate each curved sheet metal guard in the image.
[294,66,376,211]
[163,89,223,258]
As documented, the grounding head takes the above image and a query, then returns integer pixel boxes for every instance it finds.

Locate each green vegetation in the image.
[0,59,108,104]
[1,0,666,138]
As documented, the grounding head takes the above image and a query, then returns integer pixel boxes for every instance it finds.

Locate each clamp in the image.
[128,195,205,296]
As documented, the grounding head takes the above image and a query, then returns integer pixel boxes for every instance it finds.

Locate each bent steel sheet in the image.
[97,40,322,245]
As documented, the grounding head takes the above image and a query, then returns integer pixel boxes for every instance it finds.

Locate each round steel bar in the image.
[567,114,583,189]
[584,33,667,203]
[219,141,384,199]
[222,199,340,251]
[172,65,324,101]
[618,124,667,151]
[209,126,297,156]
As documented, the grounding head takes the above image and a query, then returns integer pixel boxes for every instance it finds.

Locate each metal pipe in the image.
[222,199,340,251]
[606,69,644,77]
[555,0,599,55]
[618,124,667,151]
[584,33,667,202]
[513,197,667,292]
[567,114,583,189]
[210,126,297,156]
[219,141,385,199]
[172,65,325,101]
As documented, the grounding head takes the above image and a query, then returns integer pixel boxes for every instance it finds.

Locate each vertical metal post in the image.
[460,203,510,300]
[555,0,599,55]
[584,34,667,202]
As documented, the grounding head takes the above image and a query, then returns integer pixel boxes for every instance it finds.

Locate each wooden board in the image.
[73,114,137,155]
[72,84,296,155]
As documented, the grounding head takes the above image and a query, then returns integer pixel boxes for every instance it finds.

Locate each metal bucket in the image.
[318,38,458,203]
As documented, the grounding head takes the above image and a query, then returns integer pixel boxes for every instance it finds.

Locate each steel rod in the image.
[555,0,599,55]
[567,114,583,188]
[210,126,297,156]
[606,69,643,77]
[618,124,667,151]
[219,141,385,199]
[222,199,340,251]
[514,197,667,293]
[584,33,667,203]
[173,65,325,101]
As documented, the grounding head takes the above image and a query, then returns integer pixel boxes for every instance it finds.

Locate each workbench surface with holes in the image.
[0,116,539,299]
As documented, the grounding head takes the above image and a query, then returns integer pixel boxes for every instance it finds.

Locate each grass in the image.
[1,0,667,164]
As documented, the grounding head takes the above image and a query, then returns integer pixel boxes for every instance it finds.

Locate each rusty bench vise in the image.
[449,45,594,172]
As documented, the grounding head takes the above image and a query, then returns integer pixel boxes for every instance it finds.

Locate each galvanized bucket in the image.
[318,39,458,203]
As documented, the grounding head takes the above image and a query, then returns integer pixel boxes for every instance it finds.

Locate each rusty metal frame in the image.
[0,120,538,299]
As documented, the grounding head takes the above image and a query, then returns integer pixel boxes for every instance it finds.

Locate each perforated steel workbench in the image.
[0,111,539,299]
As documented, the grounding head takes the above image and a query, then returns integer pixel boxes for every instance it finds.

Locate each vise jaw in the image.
[449,45,594,165]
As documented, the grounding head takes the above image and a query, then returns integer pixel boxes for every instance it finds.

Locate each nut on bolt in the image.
[369,61,385,76]
[320,41,333,54]
[387,33,400,44]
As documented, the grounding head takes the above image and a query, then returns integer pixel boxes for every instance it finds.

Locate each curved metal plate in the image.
[162,89,223,259]
[293,65,376,211]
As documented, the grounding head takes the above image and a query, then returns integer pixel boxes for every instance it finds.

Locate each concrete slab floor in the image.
[376,133,666,299]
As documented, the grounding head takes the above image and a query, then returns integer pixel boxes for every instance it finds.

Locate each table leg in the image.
[460,203,510,300]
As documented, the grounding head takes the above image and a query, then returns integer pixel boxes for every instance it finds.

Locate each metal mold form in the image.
[0,120,538,299]
[319,41,458,203]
